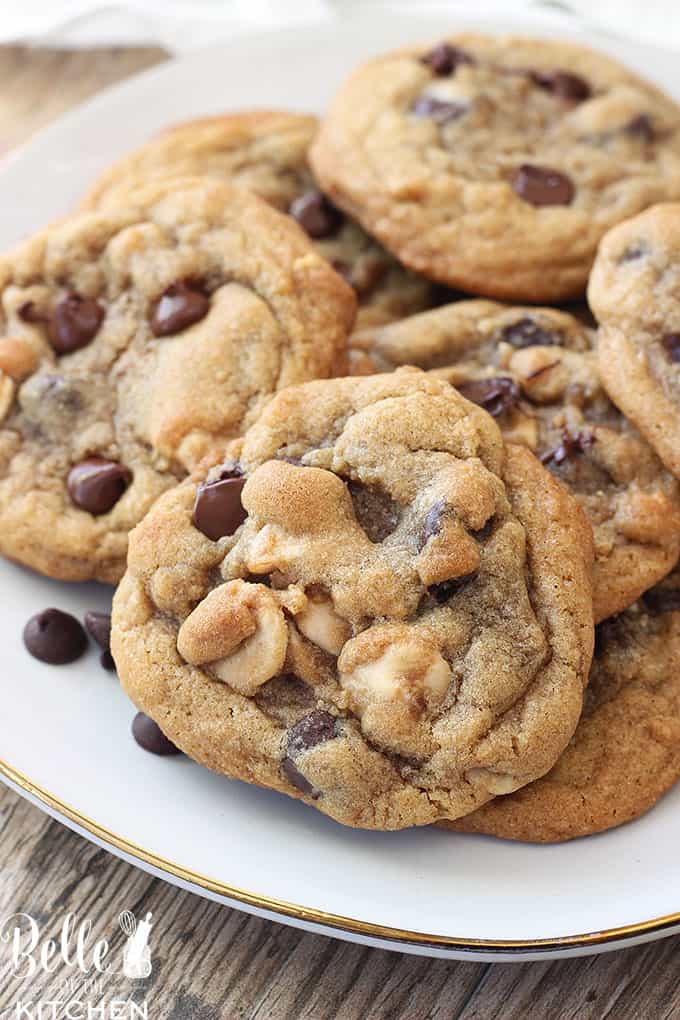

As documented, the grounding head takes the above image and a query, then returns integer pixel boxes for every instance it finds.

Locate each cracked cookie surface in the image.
[112,368,594,830]
[81,111,435,330]
[310,34,680,303]
[351,300,680,623]
[446,570,680,842]
[0,176,355,582]
[589,202,680,480]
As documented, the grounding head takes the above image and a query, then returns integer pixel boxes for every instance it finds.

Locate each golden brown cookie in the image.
[81,111,436,330]
[112,368,594,830]
[351,300,680,622]
[444,571,680,842]
[0,176,354,582]
[310,34,680,303]
[589,202,680,479]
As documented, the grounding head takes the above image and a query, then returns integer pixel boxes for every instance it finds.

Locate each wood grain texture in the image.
[0,44,678,1020]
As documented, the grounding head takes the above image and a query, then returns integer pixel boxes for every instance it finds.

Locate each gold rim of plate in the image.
[2,754,679,953]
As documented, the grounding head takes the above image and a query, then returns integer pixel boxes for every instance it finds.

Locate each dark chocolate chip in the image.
[192,476,247,541]
[412,97,467,123]
[512,164,574,207]
[457,376,521,417]
[430,573,476,604]
[84,611,111,655]
[500,318,559,348]
[23,608,88,665]
[531,70,591,102]
[288,710,339,756]
[642,586,680,614]
[289,189,343,239]
[330,259,352,285]
[421,43,474,76]
[541,428,594,466]
[281,757,317,797]
[150,282,210,337]
[67,458,132,515]
[132,712,183,756]
[423,499,445,544]
[626,114,654,143]
[47,293,105,354]
[100,651,116,672]
[618,244,647,264]
[18,301,43,324]
[661,333,680,363]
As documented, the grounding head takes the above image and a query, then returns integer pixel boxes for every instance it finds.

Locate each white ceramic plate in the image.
[2,11,680,963]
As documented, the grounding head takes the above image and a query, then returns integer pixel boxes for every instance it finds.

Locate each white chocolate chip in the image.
[465,767,522,796]
[177,579,288,696]
[0,371,16,424]
[295,594,351,656]
[343,640,451,703]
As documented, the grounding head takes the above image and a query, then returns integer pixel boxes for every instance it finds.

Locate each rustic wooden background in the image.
[0,45,679,1020]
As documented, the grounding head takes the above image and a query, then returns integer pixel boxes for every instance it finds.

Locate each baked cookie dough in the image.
[81,111,436,329]
[112,368,594,830]
[446,570,680,842]
[589,202,680,479]
[351,300,680,622]
[0,176,354,582]
[310,34,680,302]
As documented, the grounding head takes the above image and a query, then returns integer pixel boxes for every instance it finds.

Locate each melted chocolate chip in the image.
[618,244,647,264]
[281,758,317,797]
[150,282,210,337]
[421,43,474,76]
[541,428,594,466]
[23,608,88,665]
[661,333,680,363]
[192,475,247,541]
[457,376,520,417]
[412,97,467,123]
[512,164,574,207]
[423,499,445,544]
[47,293,105,354]
[626,114,655,143]
[330,259,352,285]
[84,610,112,667]
[642,587,680,614]
[430,573,476,604]
[500,318,559,348]
[132,712,183,756]
[18,301,43,324]
[531,70,590,102]
[67,458,132,515]
[289,189,343,239]
[281,711,339,798]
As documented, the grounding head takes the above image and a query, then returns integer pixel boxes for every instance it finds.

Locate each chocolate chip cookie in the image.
[111,368,594,830]
[0,176,355,582]
[445,570,680,842]
[81,111,435,329]
[310,34,680,303]
[351,300,680,622]
[589,202,680,479]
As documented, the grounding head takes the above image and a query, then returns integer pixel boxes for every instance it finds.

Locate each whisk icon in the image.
[119,910,153,979]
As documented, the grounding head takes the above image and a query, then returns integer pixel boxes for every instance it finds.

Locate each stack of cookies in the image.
[6,33,680,842]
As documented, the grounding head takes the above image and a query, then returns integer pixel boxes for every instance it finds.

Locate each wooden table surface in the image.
[0,45,679,1020]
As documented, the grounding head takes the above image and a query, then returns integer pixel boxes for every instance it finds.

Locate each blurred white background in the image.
[2,1,680,53]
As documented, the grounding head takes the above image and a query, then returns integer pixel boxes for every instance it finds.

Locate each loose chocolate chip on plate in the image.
[421,43,474,76]
[531,70,591,102]
[626,114,655,143]
[289,189,343,239]
[47,293,105,354]
[84,610,114,669]
[500,318,559,348]
[661,333,680,363]
[412,97,467,123]
[68,458,132,515]
[23,608,88,665]
[541,427,594,466]
[642,587,680,614]
[132,712,183,756]
[192,475,247,541]
[457,376,521,417]
[512,164,574,207]
[150,281,210,337]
